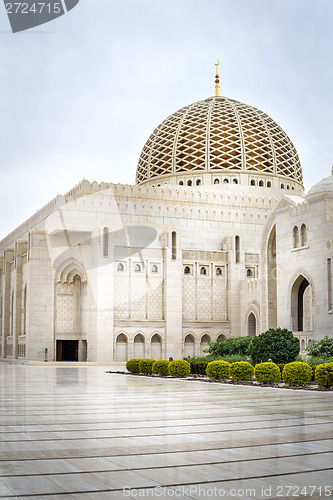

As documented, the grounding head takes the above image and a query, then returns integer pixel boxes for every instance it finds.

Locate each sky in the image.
[0,0,332,239]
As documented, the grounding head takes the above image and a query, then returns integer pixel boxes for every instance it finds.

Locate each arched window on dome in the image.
[117,263,124,272]
[214,179,220,184]
[247,269,253,277]
[233,179,238,184]
[300,224,307,246]
[235,235,240,263]
[216,267,222,276]
[179,181,183,185]
[223,178,229,184]
[250,179,255,186]
[184,266,191,275]
[287,185,290,190]
[292,186,295,190]
[267,181,271,188]
[196,179,201,186]
[151,265,158,273]
[259,180,264,187]
[200,267,207,275]
[293,226,299,248]
[187,180,192,186]
[134,264,141,272]
[281,183,285,189]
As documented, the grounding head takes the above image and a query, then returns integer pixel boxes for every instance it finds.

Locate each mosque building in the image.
[0,64,332,362]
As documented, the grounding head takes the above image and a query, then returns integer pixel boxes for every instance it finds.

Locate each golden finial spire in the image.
[214,60,220,97]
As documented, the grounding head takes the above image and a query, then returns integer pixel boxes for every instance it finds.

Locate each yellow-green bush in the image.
[206,360,230,380]
[139,359,156,374]
[152,360,170,376]
[254,362,281,383]
[229,361,254,381]
[315,362,333,388]
[168,360,191,377]
[282,362,312,386]
[126,359,141,373]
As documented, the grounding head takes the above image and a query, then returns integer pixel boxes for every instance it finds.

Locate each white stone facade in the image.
[0,95,332,362]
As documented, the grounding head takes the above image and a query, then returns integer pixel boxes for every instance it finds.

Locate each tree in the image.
[207,336,252,357]
[306,336,333,359]
[249,328,300,364]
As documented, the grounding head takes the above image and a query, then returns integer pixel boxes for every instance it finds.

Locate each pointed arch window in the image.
[235,235,240,263]
[103,227,109,257]
[171,231,177,260]
[300,224,307,246]
[293,226,299,248]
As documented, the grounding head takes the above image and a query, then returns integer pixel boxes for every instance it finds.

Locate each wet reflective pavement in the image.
[0,364,332,499]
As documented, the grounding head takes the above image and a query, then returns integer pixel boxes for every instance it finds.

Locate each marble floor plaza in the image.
[0,364,332,500]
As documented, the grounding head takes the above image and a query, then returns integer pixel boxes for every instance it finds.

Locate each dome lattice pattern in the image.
[136,96,302,185]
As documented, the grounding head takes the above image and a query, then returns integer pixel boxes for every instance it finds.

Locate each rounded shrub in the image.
[168,360,191,377]
[139,359,156,374]
[152,360,170,376]
[315,362,333,388]
[249,327,300,364]
[126,359,141,373]
[229,361,254,381]
[206,360,230,380]
[254,362,281,384]
[282,362,312,386]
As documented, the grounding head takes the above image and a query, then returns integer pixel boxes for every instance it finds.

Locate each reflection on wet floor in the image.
[0,363,332,499]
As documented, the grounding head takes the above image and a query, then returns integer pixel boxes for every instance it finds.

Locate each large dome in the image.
[136,96,303,191]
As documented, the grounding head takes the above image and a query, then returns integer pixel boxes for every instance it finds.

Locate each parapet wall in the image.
[0,178,281,249]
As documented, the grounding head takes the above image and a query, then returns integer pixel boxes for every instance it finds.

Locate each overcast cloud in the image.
[0,0,332,239]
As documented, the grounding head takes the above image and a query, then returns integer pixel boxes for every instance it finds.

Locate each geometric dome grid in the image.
[136,96,303,186]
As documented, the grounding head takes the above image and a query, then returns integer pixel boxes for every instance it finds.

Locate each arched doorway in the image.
[55,260,87,362]
[200,334,211,356]
[151,334,162,359]
[115,334,128,361]
[184,334,195,358]
[248,313,256,337]
[291,275,312,332]
[133,333,145,358]
[267,226,277,328]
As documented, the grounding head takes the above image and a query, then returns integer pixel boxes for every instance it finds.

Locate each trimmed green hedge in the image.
[230,361,254,381]
[126,359,141,373]
[189,361,208,375]
[282,362,312,386]
[315,362,333,388]
[254,362,281,384]
[139,359,156,374]
[152,360,170,376]
[168,360,191,377]
[206,360,230,380]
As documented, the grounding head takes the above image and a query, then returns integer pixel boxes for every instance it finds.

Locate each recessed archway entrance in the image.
[291,275,312,332]
[248,313,256,337]
[56,340,78,361]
